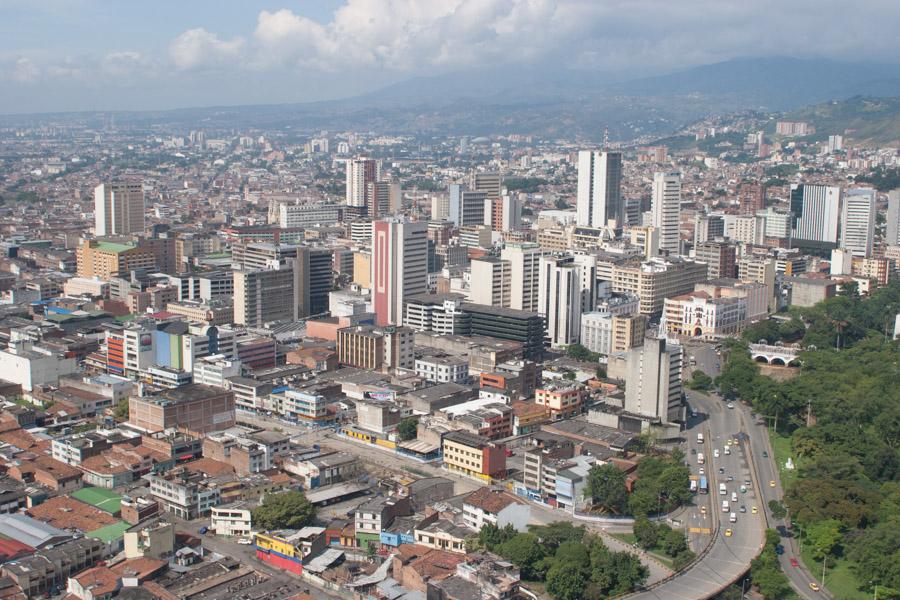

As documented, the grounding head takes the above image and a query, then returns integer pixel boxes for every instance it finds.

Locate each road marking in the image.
[689,527,711,534]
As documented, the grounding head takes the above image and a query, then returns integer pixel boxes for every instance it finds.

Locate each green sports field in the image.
[72,487,122,514]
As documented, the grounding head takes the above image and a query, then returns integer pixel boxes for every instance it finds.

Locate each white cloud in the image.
[102,51,147,77]
[169,28,245,71]
[11,56,40,82]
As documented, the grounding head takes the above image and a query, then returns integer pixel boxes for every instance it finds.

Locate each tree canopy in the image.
[250,490,316,531]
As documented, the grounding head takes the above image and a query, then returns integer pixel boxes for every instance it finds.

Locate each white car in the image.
[237,538,253,545]
[699,467,705,475]
[727,402,735,409]
[714,449,720,458]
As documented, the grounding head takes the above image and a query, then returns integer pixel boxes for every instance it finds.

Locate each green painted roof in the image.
[95,241,136,253]
[88,520,130,543]
[72,487,122,514]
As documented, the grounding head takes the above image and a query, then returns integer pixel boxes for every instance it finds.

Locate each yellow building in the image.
[441,431,506,482]
[353,250,371,288]
[76,240,156,279]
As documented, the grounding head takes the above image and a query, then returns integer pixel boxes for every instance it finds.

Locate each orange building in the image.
[535,383,584,420]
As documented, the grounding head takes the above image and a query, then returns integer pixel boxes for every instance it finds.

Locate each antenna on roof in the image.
[603,126,609,150]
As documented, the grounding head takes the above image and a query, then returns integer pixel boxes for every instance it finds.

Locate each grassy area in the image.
[609,532,675,569]
[799,547,867,600]
[767,427,798,489]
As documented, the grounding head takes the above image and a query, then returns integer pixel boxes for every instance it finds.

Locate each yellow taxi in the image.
[769,480,776,488]
[726,439,733,446]
[809,582,820,592]
[700,505,707,515]
[752,506,758,514]
[724,529,733,537]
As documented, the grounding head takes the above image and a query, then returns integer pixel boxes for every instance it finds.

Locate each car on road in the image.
[727,402,734,409]
[691,448,697,454]
[724,529,733,537]
[699,467,704,475]
[700,505,707,514]
[809,582,820,592]
[718,467,725,474]
[726,439,733,446]
[769,480,776,487]
[762,450,768,458]
[790,557,799,567]
[237,538,252,545]
[714,449,720,458]
[727,476,734,482]
[775,545,784,555]
[740,506,746,513]
[752,506,758,514]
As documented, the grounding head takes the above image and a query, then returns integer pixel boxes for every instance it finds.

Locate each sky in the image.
[1,0,899,114]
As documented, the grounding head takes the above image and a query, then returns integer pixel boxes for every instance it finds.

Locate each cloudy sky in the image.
[1,0,898,114]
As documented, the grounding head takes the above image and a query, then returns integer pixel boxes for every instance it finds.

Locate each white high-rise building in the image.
[624,337,683,424]
[372,219,428,327]
[827,135,843,153]
[790,184,841,247]
[840,188,876,257]
[651,172,682,254]
[345,158,380,207]
[500,242,545,312]
[887,189,900,247]
[538,256,582,348]
[576,150,624,229]
[94,182,145,236]
[469,257,511,307]
[448,184,489,227]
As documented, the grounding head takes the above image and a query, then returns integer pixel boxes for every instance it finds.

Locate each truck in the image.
[697,453,705,465]
[699,476,708,494]
[697,432,704,444]
[719,483,727,495]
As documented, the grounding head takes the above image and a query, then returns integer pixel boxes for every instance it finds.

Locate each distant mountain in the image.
[779,96,900,145]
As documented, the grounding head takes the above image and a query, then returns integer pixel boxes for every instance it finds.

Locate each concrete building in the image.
[470,257,511,307]
[404,293,468,334]
[462,488,530,532]
[441,431,506,483]
[0,341,78,392]
[651,172,682,253]
[278,203,342,228]
[538,256,582,348]
[535,382,584,420]
[840,188,876,257]
[611,257,709,315]
[580,311,647,356]
[345,157,380,208]
[128,384,236,435]
[694,240,737,279]
[94,182,144,237]
[372,219,428,326]
[624,338,683,425]
[694,213,725,245]
[210,503,253,537]
[500,242,544,312]
[664,291,747,340]
[790,183,841,250]
[887,189,900,247]
[448,185,489,228]
[76,240,156,279]
[336,324,415,371]
[576,150,624,228]
[739,182,766,214]
[123,520,175,559]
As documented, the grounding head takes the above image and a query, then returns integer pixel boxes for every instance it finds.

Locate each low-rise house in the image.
[413,519,471,554]
[354,496,412,550]
[210,502,253,537]
[123,519,175,560]
[2,537,104,598]
[281,451,360,490]
[254,527,326,575]
[462,488,530,532]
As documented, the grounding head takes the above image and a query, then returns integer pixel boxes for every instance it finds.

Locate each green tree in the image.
[566,343,600,362]
[478,523,516,550]
[672,549,696,570]
[686,369,713,391]
[546,562,590,600]
[768,499,787,519]
[661,527,689,557]
[250,490,316,531]
[847,521,900,592]
[806,518,843,561]
[114,398,129,421]
[584,463,628,513]
[528,521,585,551]
[633,516,658,549]
[496,533,546,580]
[397,417,418,441]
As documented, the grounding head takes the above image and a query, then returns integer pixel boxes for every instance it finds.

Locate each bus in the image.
[699,476,708,494]
[697,453,705,465]
[697,432,704,444]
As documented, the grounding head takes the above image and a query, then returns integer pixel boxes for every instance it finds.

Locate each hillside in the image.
[780,96,900,145]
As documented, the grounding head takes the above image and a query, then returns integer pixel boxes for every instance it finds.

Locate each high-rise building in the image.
[448,185,489,227]
[538,256,582,348]
[500,242,545,312]
[470,257,511,307]
[694,241,737,279]
[651,172,682,254]
[470,171,502,202]
[76,240,156,279]
[827,135,843,153]
[345,158,380,208]
[576,150,624,229]
[278,203,343,228]
[694,213,725,245]
[493,194,522,232]
[94,182,145,236]
[887,189,900,247]
[840,188,876,257]
[624,337,683,425]
[790,184,841,250]
[738,182,766,214]
[366,180,401,219]
[757,208,792,240]
[611,257,708,315]
[233,262,302,327]
[372,219,428,326]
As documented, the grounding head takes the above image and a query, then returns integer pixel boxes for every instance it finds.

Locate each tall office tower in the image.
[827,135,843,153]
[757,208,792,241]
[304,247,335,316]
[500,242,545,312]
[624,197,642,226]
[491,193,522,232]
[572,253,598,312]
[345,157,380,207]
[651,172,682,254]
[470,171,502,203]
[372,219,428,326]
[840,188,876,257]
[624,337,684,425]
[94,182,145,236]
[729,214,766,245]
[367,180,400,219]
[738,182,766,214]
[538,256,582,348]
[576,150,624,228]
[694,241,737,279]
[448,185,489,228]
[470,257,511,307]
[233,262,302,327]
[430,193,450,221]
[694,213,725,245]
[887,189,900,247]
[790,184,841,250]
